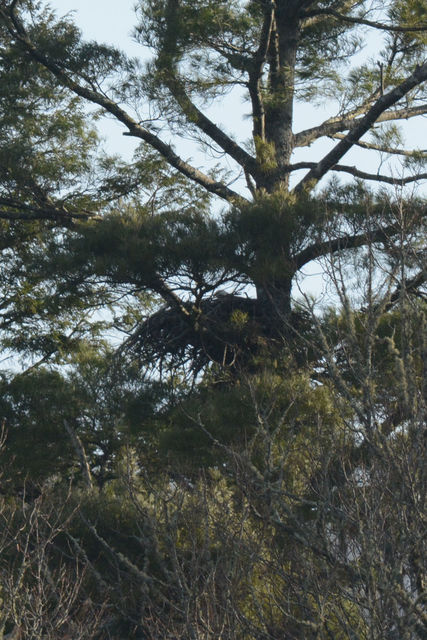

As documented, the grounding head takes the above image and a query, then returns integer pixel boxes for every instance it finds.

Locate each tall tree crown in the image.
[0,4,425,637]
[0,0,425,367]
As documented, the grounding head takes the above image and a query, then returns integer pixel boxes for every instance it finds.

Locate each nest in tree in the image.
[120,293,315,372]
[122,294,262,371]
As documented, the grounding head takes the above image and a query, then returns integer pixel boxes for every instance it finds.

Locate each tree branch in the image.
[163,77,258,176]
[330,133,427,157]
[247,1,275,141]
[63,419,94,490]
[293,224,400,270]
[282,163,427,185]
[327,165,427,185]
[294,62,427,191]
[295,104,427,148]
[0,198,99,222]
[150,276,191,318]
[0,7,246,206]
[303,8,427,33]
[157,0,257,178]
[385,269,427,311]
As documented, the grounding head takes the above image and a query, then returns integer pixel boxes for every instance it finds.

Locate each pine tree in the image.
[0,0,425,369]
[0,3,426,637]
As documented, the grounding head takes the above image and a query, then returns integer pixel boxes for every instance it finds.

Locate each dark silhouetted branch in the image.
[303,8,427,33]
[294,62,427,191]
[293,225,400,270]
[295,104,427,148]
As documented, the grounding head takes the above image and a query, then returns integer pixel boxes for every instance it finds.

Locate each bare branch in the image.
[79,512,153,586]
[294,62,427,191]
[330,133,427,157]
[293,224,400,270]
[303,8,427,33]
[63,419,94,490]
[283,163,427,185]
[0,7,246,206]
[327,165,427,185]
[295,104,427,148]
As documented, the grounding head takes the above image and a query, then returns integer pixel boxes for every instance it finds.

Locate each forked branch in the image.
[303,8,427,33]
[293,224,401,270]
[0,6,246,205]
[295,62,427,192]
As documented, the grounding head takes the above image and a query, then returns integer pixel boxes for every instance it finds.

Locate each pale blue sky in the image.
[46,1,425,302]
[51,0,139,48]
[48,0,333,163]
[48,1,424,180]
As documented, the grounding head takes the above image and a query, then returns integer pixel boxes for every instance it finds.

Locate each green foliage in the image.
[0,347,166,489]
[0,1,425,637]
[226,188,322,283]
[136,0,259,94]
[0,22,100,210]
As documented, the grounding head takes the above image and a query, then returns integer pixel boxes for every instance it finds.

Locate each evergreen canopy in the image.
[0,3,425,638]
[0,0,425,370]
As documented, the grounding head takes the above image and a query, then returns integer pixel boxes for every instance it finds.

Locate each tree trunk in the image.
[256,276,292,337]
[263,3,300,188]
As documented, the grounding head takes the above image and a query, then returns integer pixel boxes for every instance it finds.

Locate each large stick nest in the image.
[121,293,313,372]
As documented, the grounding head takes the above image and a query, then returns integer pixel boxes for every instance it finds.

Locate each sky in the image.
[47,1,340,164]
[47,1,425,302]
[51,0,138,46]
[50,0,143,158]
[48,1,425,180]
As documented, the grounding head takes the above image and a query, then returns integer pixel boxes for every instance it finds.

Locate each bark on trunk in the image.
[256,276,292,336]
[262,3,300,190]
